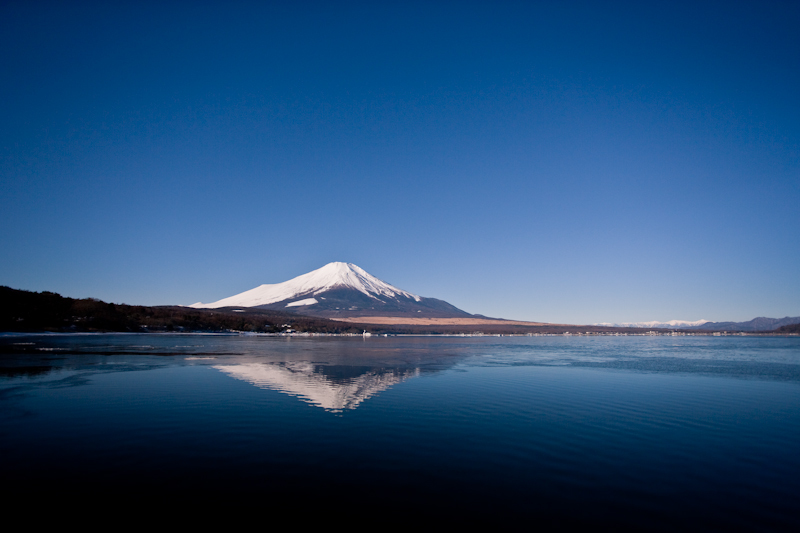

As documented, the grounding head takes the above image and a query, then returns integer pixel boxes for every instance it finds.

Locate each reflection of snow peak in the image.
[191,262,420,308]
[214,362,418,412]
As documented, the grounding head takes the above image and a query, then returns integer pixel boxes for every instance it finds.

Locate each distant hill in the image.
[596,316,800,332]
[686,316,800,332]
[594,319,710,329]
[775,323,800,334]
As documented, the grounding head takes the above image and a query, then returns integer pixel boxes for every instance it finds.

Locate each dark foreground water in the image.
[1,333,799,528]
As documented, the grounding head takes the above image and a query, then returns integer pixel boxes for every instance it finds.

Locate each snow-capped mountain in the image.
[593,319,710,328]
[190,262,471,319]
[592,317,800,331]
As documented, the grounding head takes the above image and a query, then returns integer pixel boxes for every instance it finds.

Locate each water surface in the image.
[1,334,798,528]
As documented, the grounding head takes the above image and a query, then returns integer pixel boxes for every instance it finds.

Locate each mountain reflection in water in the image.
[214,362,419,411]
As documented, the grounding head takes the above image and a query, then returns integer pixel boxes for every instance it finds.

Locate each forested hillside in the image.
[0,286,363,333]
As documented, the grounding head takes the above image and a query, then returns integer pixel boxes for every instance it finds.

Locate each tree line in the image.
[0,286,364,334]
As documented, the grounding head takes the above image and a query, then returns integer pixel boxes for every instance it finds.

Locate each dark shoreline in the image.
[3,285,798,336]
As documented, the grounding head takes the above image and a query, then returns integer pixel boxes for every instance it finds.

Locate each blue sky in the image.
[2,1,798,324]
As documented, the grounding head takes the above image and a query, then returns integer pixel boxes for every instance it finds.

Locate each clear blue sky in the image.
[2,1,798,324]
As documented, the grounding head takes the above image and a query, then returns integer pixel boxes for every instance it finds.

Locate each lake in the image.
[1,333,799,528]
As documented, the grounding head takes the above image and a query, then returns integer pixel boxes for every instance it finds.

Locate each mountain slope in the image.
[190,262,473,319]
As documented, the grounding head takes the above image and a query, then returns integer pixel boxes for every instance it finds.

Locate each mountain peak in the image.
[316,262,369,281]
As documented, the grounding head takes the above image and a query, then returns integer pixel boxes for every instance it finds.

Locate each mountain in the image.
[684,316,800,332]
[190,262,472,319]
[595,317,800,331]
[594,319,710,329]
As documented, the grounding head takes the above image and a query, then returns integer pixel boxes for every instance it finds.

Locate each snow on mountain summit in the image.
[190,262,421,309]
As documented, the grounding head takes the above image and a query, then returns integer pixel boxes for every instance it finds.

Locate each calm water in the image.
[1,333,799,528]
